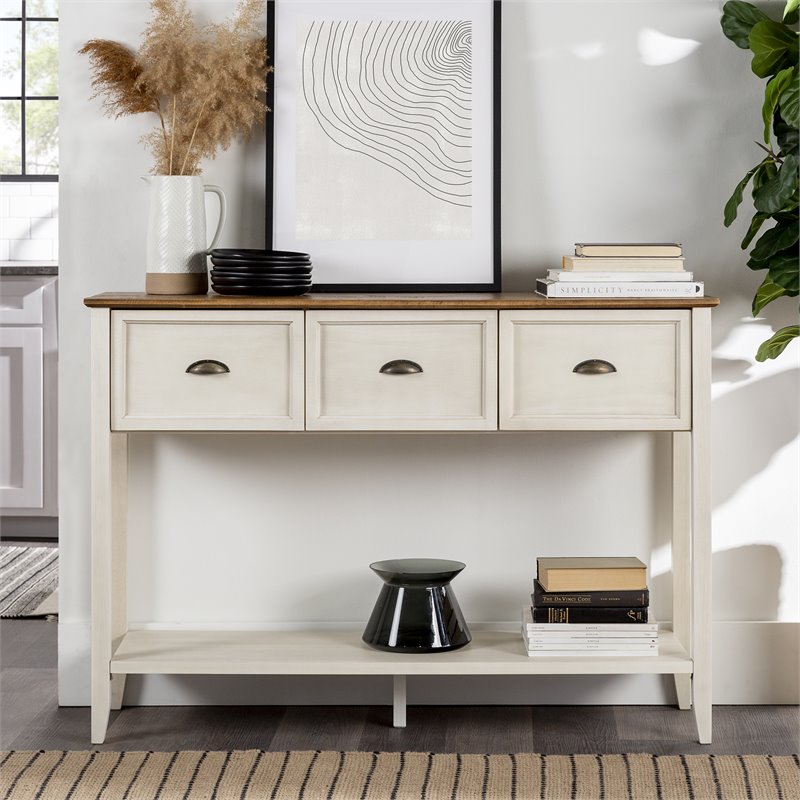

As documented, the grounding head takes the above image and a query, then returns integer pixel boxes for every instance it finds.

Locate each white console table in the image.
[85,292,717,745]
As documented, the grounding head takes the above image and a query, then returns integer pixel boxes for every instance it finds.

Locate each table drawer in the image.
[112,310,304,430]
[306,311,497,430]
[500,310,691,430]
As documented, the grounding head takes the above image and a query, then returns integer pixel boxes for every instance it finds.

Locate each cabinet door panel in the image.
[0,327,43,507]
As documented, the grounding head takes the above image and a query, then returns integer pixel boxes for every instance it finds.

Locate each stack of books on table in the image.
[535,242,704,298]
[522,557,658,657]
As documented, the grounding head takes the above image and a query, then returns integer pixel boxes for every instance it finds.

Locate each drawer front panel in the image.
[500,310,690,430]
[112,310,304,430]
[307,311,497,430]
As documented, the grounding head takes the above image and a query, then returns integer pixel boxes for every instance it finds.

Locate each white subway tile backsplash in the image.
[0,182,59,262]
[30,183,59,196]
[1,217,31,240]
[10,196,55,218]
[8,238,52,260]
[0,183,32,196]
[30,217,57,240]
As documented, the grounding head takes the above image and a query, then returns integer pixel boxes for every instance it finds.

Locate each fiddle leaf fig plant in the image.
[721,0,800,361]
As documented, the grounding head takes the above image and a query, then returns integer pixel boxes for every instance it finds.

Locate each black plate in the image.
[210,248,310,261]
[211,276,312,285]
[211,285,311,296]
[210,258,312,270]
[211,264,311,278]
[211,278,312,288]
[211,271,312,281]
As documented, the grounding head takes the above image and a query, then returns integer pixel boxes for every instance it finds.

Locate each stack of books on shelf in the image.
[535,242,704,298]
[522,557,658,657]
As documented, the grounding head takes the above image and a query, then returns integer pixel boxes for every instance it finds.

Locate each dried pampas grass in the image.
[81,0,269,175]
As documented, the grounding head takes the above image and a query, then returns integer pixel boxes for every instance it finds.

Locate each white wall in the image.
[59,1,799,706]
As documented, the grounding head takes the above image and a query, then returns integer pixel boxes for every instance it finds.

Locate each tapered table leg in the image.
[691,308,713,744]
[393,675,407,728]
[91,309,128,743]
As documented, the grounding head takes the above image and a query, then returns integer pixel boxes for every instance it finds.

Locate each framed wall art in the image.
[266,0,501,292]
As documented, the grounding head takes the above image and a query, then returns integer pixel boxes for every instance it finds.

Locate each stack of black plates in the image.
[209,249,312,296]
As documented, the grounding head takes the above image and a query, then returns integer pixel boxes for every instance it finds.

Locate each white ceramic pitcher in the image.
[143,175,227,295]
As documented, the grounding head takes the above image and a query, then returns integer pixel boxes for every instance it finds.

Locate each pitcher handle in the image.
[204,185,227,253]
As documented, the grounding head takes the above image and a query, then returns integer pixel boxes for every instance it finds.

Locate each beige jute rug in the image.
[1,750,798,799]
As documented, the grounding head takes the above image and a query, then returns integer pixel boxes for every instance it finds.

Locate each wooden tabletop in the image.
[84,292,720,310]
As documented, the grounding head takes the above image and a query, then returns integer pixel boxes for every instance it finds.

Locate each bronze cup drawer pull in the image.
[186,359,230,375]
[573,359,617,375]
[379,359,423,375]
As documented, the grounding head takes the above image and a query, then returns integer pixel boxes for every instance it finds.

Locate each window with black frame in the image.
[1,0,58,180]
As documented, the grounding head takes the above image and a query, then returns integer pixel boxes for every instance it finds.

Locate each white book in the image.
[523,630,658,650]
[526,643,657,651]
[522,607,658,633]
[526,635,658,644]
[535,279,704,298]
[525,648,658,658]
[547,269,693,282]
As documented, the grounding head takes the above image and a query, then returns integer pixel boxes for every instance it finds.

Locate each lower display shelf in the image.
[110,627,692,676]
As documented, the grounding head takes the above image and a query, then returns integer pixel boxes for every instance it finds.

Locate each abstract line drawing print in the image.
[301,19,473,209]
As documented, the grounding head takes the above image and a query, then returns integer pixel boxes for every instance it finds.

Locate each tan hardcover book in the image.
[537,557,647,592]
[574,243,682,257]
[562,255,685,272]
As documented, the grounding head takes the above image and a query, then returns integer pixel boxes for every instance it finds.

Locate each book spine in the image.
[524,632,658,640]
[547,270,692,282]
[575,244,682,257]
[526,643,657,651]
[532,583,649,608]
[531,606,650,624]
[526,649,658,657]
[527,640,658,647]
[535,279,703,298]
[563,255,685,270]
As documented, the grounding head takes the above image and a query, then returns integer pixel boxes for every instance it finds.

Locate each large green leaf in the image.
[763,68,795,142]
[753,154,799,213]
[775,113,800,155]
[767,248,800,292]
[721,1,770,49]
[741,212,769,248]
[779,74,800,128]
[785,0,799,21]
[724,167,758,225]
[750,20,798,78]
[752,276,787,315]
[756,325,799,361]
[750,220,800,260]
[754,158,779,188]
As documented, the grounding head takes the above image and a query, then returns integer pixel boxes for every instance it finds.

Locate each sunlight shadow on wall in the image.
[713,545,782,621]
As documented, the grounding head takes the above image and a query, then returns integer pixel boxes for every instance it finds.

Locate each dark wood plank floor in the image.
[2,619,798,754]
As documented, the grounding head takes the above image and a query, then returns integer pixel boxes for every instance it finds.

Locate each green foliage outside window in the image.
[0,5,58,176]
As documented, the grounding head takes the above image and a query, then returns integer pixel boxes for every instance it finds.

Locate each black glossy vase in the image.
[362,558,471,653]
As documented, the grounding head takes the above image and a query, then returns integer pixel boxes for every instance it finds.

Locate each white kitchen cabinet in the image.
[0,276,58,516]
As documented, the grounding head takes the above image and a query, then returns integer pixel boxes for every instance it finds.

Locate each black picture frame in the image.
[266,0,501,292]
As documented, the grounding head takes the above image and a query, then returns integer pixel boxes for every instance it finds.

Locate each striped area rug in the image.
[1,751,798,799]
[0,545,58,617]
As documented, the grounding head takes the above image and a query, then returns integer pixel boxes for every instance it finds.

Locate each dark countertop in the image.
[0,263,58,276]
